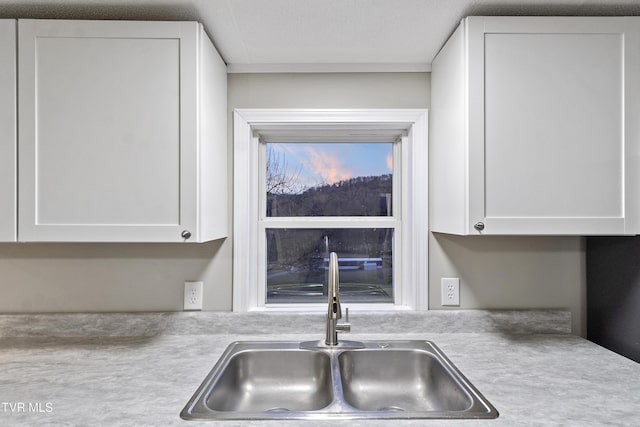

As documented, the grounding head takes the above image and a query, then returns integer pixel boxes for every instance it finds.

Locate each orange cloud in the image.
[386,153,393,171]
[302,146,352,185]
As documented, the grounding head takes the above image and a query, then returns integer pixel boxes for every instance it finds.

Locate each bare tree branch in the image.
[266,146,306,194]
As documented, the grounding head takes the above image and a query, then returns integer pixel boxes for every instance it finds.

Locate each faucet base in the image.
[299,340,365,350]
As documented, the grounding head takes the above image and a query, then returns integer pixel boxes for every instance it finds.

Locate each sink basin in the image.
[339,349,473,412]
[207,348,333,412]
[181,340,498,420]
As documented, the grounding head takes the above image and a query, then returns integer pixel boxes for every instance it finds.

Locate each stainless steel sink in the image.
[181,340,498,420]
[339,348,478,413]
[206,348,333,412]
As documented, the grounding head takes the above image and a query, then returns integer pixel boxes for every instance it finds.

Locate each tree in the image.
[265,146,305,195]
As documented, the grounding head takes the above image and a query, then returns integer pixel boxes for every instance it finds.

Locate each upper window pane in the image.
[266,142,393,217]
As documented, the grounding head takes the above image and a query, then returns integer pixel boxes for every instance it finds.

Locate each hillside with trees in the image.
[267,174,392,217]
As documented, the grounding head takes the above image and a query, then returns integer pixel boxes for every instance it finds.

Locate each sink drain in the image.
[264,407,291,413]
[379,406,406,412]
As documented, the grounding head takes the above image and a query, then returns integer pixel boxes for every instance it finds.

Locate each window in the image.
[264,142,396,305]
[233,109,428,312]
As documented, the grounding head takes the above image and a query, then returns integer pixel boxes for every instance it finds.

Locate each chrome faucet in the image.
[299,252,362,350]
[325,252,350,346]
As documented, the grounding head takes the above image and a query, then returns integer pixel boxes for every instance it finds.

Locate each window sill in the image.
[248,304,415,313]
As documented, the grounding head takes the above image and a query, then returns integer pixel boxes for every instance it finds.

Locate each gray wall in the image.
[0,241,230,312]
[0,72,585,335]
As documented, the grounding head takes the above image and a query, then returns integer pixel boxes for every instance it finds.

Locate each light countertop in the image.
[0,311,638,426]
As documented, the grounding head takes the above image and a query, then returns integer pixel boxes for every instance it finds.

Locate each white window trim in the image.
[233,109,429,312]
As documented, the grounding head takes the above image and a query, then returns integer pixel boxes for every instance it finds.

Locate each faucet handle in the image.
[336,307,351,334]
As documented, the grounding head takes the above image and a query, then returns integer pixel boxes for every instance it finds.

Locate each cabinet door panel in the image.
[0,20,16,242]
[35,37,180,225]
[484,33,624,219]
[18,20,199,241]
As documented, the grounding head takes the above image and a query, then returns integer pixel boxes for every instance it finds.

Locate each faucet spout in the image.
[326,252,349,346]
[328,252,341,320]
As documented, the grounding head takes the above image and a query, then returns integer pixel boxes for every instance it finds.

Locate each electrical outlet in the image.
[441,278,460,306]
[184,281,203,311]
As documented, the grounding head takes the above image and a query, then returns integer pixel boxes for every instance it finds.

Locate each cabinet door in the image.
[468,18,634,235]
[0,20,16,242]
[18,20,199,242]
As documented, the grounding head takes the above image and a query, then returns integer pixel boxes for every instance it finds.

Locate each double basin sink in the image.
[181,340,498,420]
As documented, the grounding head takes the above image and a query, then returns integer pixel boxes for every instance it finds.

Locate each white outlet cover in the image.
[184,281,203,311]
[441,277,460,307]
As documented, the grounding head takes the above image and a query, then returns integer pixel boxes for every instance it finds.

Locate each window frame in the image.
[233,109,429,312]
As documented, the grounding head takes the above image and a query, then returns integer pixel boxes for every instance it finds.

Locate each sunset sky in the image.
[269,142,393,189]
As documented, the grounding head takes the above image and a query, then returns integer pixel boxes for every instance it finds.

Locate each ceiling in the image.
[2,0,640,72]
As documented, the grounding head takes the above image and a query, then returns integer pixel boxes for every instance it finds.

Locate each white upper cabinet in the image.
[18,20,227,242]
[431,17,640,235]
[0,20,16,242]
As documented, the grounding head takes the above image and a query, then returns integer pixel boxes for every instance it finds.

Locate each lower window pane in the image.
[266,228,393,304]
